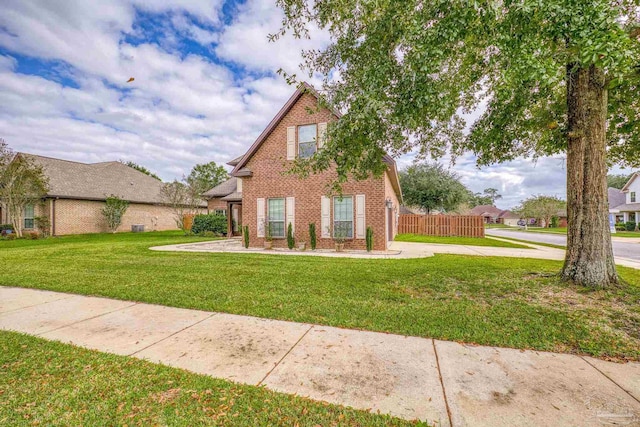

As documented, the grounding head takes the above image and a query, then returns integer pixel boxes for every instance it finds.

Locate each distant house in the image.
[609,175,640,224]
[470,205,503,223]
[202,83,403,250]
[0,154,205,235]
[498,210,520,226]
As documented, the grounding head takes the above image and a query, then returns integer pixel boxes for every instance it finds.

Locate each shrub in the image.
[366,226,374,252]
[287,222,295,249]
[0,224,13,232]
[101,195,129,233]
[243,225,249,248]
[550,216,559,228]
[34,216,51,237]
[5,233,17,240]
[27,231,40,240]
[309,223,317,250]
[191,214,227,236]
[625,221,637,232]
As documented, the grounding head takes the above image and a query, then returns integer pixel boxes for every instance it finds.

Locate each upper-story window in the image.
[632,192,636,203]
[298,124,317,159]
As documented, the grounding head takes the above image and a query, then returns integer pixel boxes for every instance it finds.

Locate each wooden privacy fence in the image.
[398,214,485,237]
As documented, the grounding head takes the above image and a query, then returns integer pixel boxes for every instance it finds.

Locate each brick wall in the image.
[207,198,227,213]
[242,92,398,251]
[51,199,201,235]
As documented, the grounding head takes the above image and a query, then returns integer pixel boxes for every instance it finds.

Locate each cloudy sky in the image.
[0,1,630,208]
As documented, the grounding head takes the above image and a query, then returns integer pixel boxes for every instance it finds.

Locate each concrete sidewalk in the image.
[1,287,639,426]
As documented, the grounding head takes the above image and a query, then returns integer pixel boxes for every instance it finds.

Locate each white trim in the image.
[286,197,295,235]
[355,194,365,239]
[286,126,296,160]
[317,122,327,149]
[321,196,330,238]
[257,198,265,237]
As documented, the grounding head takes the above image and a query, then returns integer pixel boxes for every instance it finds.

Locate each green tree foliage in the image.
[101,195,129,233]
[366,226,374,252]
[287,222,295,249]
[243,225,250,248]
[468,188,503,207]
[400,163,468,213]
[309,223,317,250]
[514,195,567,229]
[120,161,161,181]
[273,0,640,287]
[187,162,229,195]
[0,141,50,237]
[191,213,227,236]
[607,173,633,189]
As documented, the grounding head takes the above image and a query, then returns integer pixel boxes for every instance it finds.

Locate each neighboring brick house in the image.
[1,154,205,236]
[204,83,403,251]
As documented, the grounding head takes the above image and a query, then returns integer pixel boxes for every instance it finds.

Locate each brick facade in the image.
[10,198,204,235]
[207,198,227,213]
[240,92,401,251]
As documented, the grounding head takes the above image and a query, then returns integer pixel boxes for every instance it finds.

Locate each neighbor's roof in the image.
[202,177,237,198]
[20,153,206,206]
[621,172,639,192]
[609,187,626,209]
[498,210,519,219]
[470,205,502,217]
[610,202,640,212]
[230,82,402,202]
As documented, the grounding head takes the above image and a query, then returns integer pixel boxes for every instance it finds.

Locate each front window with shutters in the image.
[298,124,317,159]
[23,204,35,229]
[267,198,285,238]
[333,196,353,238]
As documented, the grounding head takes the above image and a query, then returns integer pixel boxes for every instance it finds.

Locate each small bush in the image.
[191,214,227,236]
[309,223,317,250]
[287,222,295,249]
[0,224,13,232]
[27,231,40,240]
[366,226,374,252]
[625,221,637,232]
[5,233,17,240]
[35,216,51,237]
[243,225,249,248]
[550,216,559,228]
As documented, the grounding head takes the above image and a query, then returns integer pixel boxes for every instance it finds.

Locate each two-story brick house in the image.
[205,83,402,251]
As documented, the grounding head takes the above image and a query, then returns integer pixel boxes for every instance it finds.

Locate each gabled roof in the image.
[230,82,402,202]
[470,205,502,217]
[609,187,626,209]
[621,172,639,192]
[498,210,519,219]
[202,177,237,198]
[231,82,334,176]
[18,153,207,206]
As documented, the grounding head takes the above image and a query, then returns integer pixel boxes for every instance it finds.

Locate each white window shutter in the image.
[286,197,295,235]
[317,122,327,149]
[286,126,296,160]
[355,194,366,239]
[257,198,265,237]
[321,196,331,238]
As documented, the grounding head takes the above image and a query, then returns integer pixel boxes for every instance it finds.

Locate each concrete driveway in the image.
[2,287,640,426]
[487,228,640,262]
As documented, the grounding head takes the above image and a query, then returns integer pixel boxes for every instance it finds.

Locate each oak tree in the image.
[273,0,640,288]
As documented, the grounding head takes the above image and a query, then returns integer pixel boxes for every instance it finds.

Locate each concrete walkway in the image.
[2,287,640,426]
[150,238,640,269]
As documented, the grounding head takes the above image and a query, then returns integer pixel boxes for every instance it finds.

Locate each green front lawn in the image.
[0,331,418,426]
[395,233,530,248]
[1,231,639,360]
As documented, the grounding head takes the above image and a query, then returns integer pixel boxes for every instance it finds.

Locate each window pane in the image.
[299,142,316,159]
[268,198,285,221]
[269,221,285,238]
[333,197,353,238]
[24,205,34,218]
[298,124,317,143]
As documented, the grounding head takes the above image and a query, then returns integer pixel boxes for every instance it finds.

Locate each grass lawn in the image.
[395,233,531,248]
[1,231,639,360]
[0,331,419,426]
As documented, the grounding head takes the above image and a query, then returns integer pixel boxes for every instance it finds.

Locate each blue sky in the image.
[0,0,628,208]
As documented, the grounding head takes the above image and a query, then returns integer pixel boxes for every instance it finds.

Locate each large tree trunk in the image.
[561,64,618,288]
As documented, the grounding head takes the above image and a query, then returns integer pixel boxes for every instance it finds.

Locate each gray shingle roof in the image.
[609,187,626,210]
[610,202,640,212]
[470,205,502,217]
[23,153,205,206]
[202,177,237,198]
